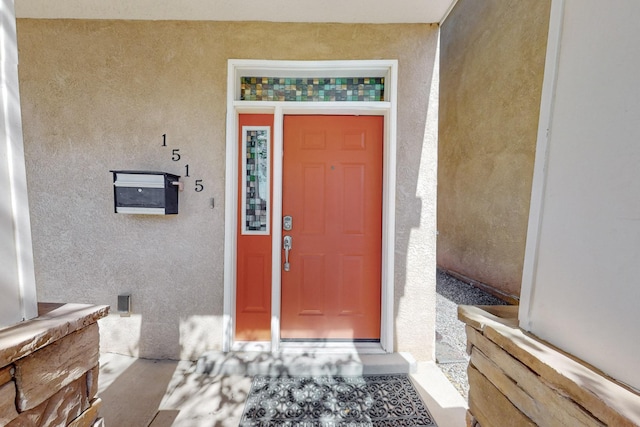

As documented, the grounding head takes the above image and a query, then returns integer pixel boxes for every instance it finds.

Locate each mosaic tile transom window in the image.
[243,127,270,234]
[240,77,385,102]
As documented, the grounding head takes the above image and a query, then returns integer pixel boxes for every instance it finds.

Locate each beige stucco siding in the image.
[17,20,438,360]
[438,0,550,299]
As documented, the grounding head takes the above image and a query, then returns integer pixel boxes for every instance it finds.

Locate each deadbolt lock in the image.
[283,215,293,231]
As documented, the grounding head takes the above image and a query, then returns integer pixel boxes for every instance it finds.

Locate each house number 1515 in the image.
[163,134,204,192]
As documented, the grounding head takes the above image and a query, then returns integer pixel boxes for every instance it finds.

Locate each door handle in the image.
[283,235,292,272]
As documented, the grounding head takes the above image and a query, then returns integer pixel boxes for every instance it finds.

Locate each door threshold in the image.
[230,340,386,354]
[278,340,386,355]
[196,350,415,376]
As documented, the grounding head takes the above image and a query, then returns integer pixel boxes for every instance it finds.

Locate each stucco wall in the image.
[521,0,640,392]
[17,20,438,360]
[438,0,550,299]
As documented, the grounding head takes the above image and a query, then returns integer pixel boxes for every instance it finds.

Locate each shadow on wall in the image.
[99,311,226,361]
[392,30,439,359]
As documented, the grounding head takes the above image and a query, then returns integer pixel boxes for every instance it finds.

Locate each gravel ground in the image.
[435,269,507,399]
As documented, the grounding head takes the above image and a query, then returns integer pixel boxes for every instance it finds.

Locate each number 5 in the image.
[195,180,204,192]
[172,149,181,161]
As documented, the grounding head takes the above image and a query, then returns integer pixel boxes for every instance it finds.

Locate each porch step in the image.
[195,351,416,377]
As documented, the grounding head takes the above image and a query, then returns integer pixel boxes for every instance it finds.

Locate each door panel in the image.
[300,254,326,315]
[235,114,273,341]
[281,115,383,340]
[301,164,326,234]
[343,165,365,234]
[338,255,365,316]
[242,254,268,311]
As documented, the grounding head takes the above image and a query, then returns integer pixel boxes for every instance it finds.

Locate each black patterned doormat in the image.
[240,375,437,426]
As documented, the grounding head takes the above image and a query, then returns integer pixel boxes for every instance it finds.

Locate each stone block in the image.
[87,365,99,400]
[471,343,601,427]
[0,304,108,369]
[68,398,102,427]
[14,323,99,411]
[482,323,640,426]
[0,381,19,425]
[467,326,601,426]
[468,365,535,427]
[478,305,519,321]
[465,410,479,427]
[458,305,517,332]
[460,305,640,427]
[0,365,13,385]
[7,375,89,427]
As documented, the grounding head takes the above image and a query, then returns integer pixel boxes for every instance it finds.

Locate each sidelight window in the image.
[242,126,271,234]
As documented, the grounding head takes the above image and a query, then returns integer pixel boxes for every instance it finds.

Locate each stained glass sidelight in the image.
[242,127,270,234]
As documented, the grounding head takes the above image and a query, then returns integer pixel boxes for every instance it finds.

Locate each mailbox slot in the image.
[111,170,180,215]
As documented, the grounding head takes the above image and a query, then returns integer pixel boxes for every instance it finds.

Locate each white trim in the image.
[380,60,398,353]
[519,0,566,330]
[439,0,460,25]
[271,106,284,352]
[115,207,166,215]
[113,173,165,188]
[231,60,392,98]
[278,341,387,355]
[1,0,38,325]
[234,101,392,113]
[222,61,238,352]
[240,126,271,236]
[224,59,398,353]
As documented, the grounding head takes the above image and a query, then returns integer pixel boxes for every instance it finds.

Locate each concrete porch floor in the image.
[98,351,467,426]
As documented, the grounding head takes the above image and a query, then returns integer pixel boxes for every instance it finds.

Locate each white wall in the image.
[520,0,640,391]
[0,0,37,327]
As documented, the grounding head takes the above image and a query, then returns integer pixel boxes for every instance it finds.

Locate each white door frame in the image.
[223,60,398,353]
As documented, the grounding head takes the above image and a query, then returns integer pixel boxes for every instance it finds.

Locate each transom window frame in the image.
[239,76,385,102]
[223,59,398,354]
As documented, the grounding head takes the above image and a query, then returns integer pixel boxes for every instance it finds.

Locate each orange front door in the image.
[281,115,383,340]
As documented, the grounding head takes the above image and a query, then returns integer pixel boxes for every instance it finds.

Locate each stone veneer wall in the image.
[0,303,109,426]
[459,305,640,427]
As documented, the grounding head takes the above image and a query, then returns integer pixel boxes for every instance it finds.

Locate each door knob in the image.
[283,235,292,272]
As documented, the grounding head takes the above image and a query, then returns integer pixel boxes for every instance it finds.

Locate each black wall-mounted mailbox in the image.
[111,170,180,215]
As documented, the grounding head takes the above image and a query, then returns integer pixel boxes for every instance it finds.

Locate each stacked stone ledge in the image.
[458,305,640,427]
[0,303,109,426]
